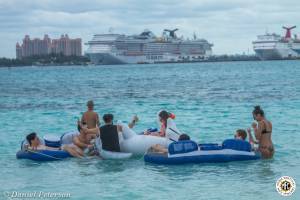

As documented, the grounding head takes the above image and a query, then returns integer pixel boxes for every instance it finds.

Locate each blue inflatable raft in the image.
[16,149,71,161]
[16,132,77,161]
[16,131,133,161]
[144,139,261,165]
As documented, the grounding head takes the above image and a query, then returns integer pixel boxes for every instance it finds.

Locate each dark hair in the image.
[103,114,114,123]
[252,105,264,117]
[159,110,170,122]
[77,122,87,132]
[178,134,190,141]
[26,132,37,145]
[77,124,81,132]
[236,129,247,140]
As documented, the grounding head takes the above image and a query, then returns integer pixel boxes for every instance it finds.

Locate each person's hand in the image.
[251,122,257,129]
[82,127,89,133]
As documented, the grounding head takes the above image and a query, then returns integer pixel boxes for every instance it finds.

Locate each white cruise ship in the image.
[253,26,300,60]
[85,29,213,65]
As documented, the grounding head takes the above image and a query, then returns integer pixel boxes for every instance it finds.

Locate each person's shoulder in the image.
[82,111,89,116]
[93,111,99,116]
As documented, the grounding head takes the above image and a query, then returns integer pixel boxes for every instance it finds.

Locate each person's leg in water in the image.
[62,145,84,158]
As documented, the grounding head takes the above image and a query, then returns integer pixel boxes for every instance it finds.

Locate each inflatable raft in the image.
[16,134,74,161]
[17,131,134,161]
[118,123,171,155]
[144,139,261,165]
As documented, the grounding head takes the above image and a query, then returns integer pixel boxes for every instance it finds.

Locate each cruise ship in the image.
[85,29,213,64]
[253,26,300,60]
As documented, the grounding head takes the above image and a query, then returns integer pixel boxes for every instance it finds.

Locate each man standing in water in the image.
[81,100,100,129]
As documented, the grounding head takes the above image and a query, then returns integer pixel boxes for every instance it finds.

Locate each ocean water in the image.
[0,61,299,200]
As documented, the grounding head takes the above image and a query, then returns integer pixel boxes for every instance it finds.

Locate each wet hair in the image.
[26,132,37,145]
[77,122,87,132]
[87,100,94,109]
[159,110,170,122]
[252,105,264,117]
[236,129,247,140]
[103,114,114,123]
[178,134,190,141]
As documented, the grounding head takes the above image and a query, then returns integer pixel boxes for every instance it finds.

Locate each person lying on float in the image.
[25,132,84,158]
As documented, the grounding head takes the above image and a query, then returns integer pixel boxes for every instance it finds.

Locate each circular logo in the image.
[276,176,296,196]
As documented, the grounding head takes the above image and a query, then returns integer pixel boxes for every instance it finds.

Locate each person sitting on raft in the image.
[83,114,139,152]
[81,100,100,129]
[148,134,191,154]
[25,132,83,158]
[73,122,98,156]
[247,106,274,159]
[100,114,121,152]
[144,110,176,137]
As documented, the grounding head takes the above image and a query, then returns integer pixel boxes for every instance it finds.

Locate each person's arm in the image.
[144,122,166,137]
[81,113,86,124]
[84,127,100,136]
[128,115,139,129]
[45,146,60,150]
[96,113,100,127]
[73,137,89,149]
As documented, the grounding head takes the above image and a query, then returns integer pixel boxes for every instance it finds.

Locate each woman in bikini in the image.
[247,106,274,159]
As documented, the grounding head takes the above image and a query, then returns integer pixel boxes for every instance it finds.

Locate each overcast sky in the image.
[0,0,300,58]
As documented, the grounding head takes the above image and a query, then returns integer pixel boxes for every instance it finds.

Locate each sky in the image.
[0,0,300,58]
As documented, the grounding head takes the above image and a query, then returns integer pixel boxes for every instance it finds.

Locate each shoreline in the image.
[0,56,299,68]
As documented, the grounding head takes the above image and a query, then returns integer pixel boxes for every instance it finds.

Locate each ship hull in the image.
[87,52,210,65]
[87,53,125,65]
[254,49,283,60]
[254,46,299,60]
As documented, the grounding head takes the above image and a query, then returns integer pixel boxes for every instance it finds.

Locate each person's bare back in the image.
[81,100,100,128]
[82,111,99,129]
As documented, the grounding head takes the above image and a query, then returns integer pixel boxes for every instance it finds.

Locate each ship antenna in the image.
[108,27,114,33]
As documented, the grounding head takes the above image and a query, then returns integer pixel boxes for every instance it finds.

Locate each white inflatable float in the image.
[117,119,181,155]
[94,135,133,159]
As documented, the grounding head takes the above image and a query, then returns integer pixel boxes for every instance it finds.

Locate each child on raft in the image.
[234,129,247,140]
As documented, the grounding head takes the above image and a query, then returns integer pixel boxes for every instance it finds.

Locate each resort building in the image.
[16,34,82,59]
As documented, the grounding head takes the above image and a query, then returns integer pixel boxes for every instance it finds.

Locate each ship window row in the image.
[146,55,163,60]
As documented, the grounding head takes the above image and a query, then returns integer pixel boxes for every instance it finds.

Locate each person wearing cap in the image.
[81,100,100,129]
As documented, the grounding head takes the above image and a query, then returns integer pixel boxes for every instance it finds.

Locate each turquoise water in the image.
[0,61,299,200]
